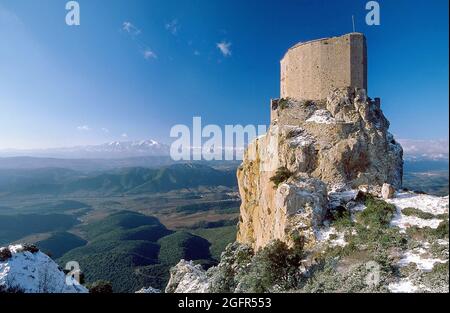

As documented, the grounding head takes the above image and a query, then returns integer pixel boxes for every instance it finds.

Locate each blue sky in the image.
[0,0,448,149]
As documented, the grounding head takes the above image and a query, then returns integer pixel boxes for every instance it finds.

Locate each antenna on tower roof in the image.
[352,15,356,32]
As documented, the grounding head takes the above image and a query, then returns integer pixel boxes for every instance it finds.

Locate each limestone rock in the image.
[165,260,210,293]
[238,87,403,250]
[0,244,88,293]
[135,286,161,293]
[381,183,396,199]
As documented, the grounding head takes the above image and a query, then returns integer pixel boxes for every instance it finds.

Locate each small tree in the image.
[240,238,304,292]
[0,248,12,262]
[270,167,293,188]
[89,280,113,293]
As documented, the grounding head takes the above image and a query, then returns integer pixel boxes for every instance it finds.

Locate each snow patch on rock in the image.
[315,227,348,247]
[306,110,336,124]
[135,286,161,293]
[0,244,87,293]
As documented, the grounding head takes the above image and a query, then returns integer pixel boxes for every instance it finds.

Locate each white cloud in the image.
[122,21,158,61]
[121,133,128,138]
[122,21,141,35]
[143,48,157,60]
[77,125,90,131]
[101,128,109,133]
[217,41,232,57]
[165,19,179,35]
[398,138,449,158]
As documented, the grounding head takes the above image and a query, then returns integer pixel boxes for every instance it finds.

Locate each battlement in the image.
[280,33,367,100]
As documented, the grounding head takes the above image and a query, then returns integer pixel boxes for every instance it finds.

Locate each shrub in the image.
[239,239,304,292]
[402,207,435,220]
[22,244,39,254]
[357,195,396,228]
[0,284,24,294]
[329,233,338,240]
[270,167,293,188]
[88,280,113,293]
[207,242,254,293]
[0,248,12,262]
[330,206,353,230]
[434,219,449,238]
[407,219,449,241]
[278,99,289,110]
[302,100,315,106]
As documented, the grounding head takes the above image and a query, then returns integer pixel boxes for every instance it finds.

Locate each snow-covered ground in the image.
[397,248,447,271]
[387,192,448,215]
[322,189,449,293]
[315,226,348,247]
[388,279,419,293]
[0,244,88,293]
[386,192,448,292]
[387,192,448,232]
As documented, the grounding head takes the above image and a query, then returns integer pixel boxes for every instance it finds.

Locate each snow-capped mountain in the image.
[0,140,170,159]
[72,140,170,157]
[0,244,88,293]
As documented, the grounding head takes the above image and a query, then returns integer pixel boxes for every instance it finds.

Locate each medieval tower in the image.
[280,33,367,101]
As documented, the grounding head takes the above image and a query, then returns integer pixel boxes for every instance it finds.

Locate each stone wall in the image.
[280,33,367,101]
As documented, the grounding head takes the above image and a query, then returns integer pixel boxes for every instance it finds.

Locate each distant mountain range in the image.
[0,140,170,159]
[0,163,237,197]
[0,139,447,171]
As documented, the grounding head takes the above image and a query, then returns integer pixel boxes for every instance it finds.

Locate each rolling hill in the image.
[0,163,237,197]
[57,211,221,292]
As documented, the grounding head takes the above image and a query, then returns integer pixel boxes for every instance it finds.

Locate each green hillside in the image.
[0,213,79,245]
[36,231,87,258]
[158,231,212,265]
[0,163,237,196]
[58,211,222,292]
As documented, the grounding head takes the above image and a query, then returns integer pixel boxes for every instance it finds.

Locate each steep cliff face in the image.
[237,87,403,250]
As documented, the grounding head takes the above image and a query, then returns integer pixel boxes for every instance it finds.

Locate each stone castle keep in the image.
[280,32,367,101]
[238,32,403,250]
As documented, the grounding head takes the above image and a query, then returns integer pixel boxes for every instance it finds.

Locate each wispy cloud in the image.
[398,138,449,157]
[77,125,90,131]
[143,48,157,60]
[217,41,232,57]
[122,21,141,35]
[165,19,179,35]
[101,128,109,133]
[121,133,128,138]
[122,21,158,61]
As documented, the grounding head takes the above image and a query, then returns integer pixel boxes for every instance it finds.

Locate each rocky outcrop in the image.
[135,286,161,293]
[382,183,396,199]
[165,260,210,293]
[237,87,403,250]
[0,244,88,293]
[165,191,448,294]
